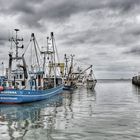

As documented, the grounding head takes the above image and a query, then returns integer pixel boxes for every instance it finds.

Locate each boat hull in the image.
[86,80,97,90]
[63,84,77,90]
[0,85,63,103]
[132,76,140,86]
[63,85,73,90]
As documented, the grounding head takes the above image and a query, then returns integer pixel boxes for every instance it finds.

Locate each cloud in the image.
[0,29,9,46]
[125,26,140,37]
[124,46,140,55]
[107,0,140,13]
[2,0,140,29]
[0,0,140,78]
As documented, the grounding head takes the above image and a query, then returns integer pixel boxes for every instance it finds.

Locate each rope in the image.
[54,38,60,63]
[22,40,31,56]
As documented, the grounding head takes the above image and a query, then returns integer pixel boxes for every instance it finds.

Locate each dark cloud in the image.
[60,26,138,48]
[124,46,140,55]
[10,1,35,14]
[0,0,84,27]
[1,0,140,28]
[107,0,140,13]
[0,30,9,46]
[125,27,140,36]
[60,30,92,46]
[132,30,140,36]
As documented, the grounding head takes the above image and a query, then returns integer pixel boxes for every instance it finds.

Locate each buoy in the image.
[0,86,4,91]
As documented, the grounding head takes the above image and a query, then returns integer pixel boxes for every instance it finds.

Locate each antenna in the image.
[15,29,19,58]
[64,54,69,76]
[9,29,24,58]
[51,32,57,87]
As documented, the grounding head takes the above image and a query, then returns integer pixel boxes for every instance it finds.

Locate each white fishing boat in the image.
[63,54,77,90]
[85,65,97,90]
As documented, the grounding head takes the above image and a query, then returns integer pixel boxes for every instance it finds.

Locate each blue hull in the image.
[0,95,63,120]
[63,85,73,90]
[63,85,77,90]
[0,85,63,103]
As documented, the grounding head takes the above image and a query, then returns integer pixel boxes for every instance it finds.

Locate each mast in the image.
[31,33,40,70]
[71,54,74,71]
[81,65,92,74]
[9,29,24,59]
[68,54,74,76]
[15,29,19,58]
[8,29,24,78]
[14,29,24,58]
[51,32,56,87]
[64,54,69,77]
[42,37,49,75]
[66,54,75,84]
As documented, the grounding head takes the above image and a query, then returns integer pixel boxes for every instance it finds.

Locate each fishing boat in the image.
[63,54,97,90]
[0,29,63,103]
[85,65,97,90]
[132,75,140,86]
[63,54,77,90]
[73,65,97,89]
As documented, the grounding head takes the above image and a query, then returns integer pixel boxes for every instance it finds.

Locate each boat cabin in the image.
[10,69,26,89]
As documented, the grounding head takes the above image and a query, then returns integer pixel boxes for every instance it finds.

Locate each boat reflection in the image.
[62,90,74,129]
[132,84,140,94]
[0,88,96,139]
[0,95,63,140]
[59,87,96,129]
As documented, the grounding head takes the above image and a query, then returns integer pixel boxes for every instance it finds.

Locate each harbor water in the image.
[0,80,140,140]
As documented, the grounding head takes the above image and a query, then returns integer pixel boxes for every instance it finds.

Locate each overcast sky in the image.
[0,0,140,79]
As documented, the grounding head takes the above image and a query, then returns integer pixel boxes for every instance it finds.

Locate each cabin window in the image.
[12,81,15,86]
[38,75,41,86]
[22,81,25,86]
[9,82,12,87]
[32,80,35,86]
[20,74,23,79]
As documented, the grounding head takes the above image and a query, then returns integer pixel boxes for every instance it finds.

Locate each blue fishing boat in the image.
[0,29,63,103]
[0,84,63,103]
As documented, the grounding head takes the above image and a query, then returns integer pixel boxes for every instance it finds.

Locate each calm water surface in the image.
[0,80,140,140]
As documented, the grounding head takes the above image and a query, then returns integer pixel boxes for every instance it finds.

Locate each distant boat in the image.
[132,75,140,86]
[63,54,97,90]
[0,29,63,103]
[63,54,77,90]
[84,65,97,90]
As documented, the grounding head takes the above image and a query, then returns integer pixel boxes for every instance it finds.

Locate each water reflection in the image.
[132,84,140,94]
[62,90,74,129]
[0,95,63,140]
[132,84,140,103]
[0,87,96,140]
